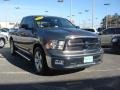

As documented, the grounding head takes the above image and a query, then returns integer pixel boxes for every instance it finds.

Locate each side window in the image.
[20,17,33,30]
[26,18,33,29]
[102,29,115,35]
[107,28,115,34]
[20,18,27,29]
[20,18,26,26]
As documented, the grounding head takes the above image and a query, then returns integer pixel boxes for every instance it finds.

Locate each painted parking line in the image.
[83,68,120,73]
[32,85,66,90]
[0,72,30,74]
[0,68,120,75]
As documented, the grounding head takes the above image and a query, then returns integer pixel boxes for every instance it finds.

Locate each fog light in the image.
[55,60,64,65]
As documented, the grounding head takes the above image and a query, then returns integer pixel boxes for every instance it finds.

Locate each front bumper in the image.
[46,49,103,70]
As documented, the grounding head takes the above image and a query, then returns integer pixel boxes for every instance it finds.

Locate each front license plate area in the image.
[84,56,93,63]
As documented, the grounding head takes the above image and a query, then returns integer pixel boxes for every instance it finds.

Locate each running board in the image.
[15,51,31,61]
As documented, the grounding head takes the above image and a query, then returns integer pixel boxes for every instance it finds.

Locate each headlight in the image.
[46,40,65,50]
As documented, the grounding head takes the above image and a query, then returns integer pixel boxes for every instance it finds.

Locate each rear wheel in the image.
[10,40,16,55]
[33,47,48,75]
[0,38,5,48]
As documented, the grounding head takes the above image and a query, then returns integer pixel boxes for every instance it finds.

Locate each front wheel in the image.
[33,47,47,75]
[0,38,5,48]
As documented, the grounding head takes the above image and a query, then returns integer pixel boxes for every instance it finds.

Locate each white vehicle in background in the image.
[0,28,9,40]
[0,34,7,48]
[82,28,99,34]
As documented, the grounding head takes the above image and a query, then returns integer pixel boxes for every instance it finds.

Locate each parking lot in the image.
[0,43,119,90]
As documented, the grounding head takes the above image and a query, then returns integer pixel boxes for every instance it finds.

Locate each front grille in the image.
[65,37,100,51]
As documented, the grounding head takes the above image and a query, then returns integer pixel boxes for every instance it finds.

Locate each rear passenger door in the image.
[16,17,36,53]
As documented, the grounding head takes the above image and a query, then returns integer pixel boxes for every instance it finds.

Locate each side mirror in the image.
[76,26,80,29]
[20,24,29,29]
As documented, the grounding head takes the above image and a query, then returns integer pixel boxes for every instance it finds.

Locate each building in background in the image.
[0,22,16,29]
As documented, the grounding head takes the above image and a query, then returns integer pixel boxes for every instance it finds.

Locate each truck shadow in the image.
[0,76,119,90]
[0,47,83,76]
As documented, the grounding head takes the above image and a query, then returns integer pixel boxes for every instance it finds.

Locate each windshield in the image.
[35,17,76,29]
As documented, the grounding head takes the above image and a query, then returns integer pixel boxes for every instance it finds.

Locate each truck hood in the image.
[38,28,98,40]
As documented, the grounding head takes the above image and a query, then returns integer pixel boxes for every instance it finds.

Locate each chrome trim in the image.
[16,46,31,54]
[64,61,102,69]
[56,52,103,57]
[68,42,99,46]
[46,55,52,68]
[63,49,101,53]
[66,35,97,39]
[15,51,31,61]
[65,36,100,51]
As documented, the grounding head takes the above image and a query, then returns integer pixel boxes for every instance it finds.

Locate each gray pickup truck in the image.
[9,16,103,74]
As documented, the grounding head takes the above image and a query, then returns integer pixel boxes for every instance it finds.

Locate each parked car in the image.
[100,27,120,50]
[0,34,7,48]
[0,28,9,40]
[9,16,103,74]
[82,28,99,34]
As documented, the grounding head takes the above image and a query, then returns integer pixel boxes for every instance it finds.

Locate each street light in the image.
[92,0,95,29]
[3,0,10,28]
[57,0,72,22]
[15,7,20,10]
[14,7,20,25]
[78,12,82,26]
[58,0,63,2]
[104,3,110,29]
[44,11,48,15]
[3,0,10,1]
[85,10,89,12]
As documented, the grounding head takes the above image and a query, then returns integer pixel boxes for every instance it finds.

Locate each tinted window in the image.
[102,28,115,35]
[26,18,33,29]
[20,17,27,25]
[20,17,33,30]
[115,28,120,34]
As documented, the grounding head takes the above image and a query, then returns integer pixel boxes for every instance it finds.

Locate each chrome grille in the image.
[65,38,100,51]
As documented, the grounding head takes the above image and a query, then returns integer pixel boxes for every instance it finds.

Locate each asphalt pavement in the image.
[0,44,120,90]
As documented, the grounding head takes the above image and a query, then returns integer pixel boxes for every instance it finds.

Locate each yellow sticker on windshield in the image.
[35,16,44,20]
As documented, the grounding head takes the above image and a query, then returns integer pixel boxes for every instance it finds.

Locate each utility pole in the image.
[92,0,95,29]
[104,3,110,29]
[78,12,82,26]
[3,0,10,28]
[57,0,72,22]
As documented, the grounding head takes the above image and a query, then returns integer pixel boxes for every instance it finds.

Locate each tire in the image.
[0,38,5,48]
[33,47,47,75]
[10,40,16,55]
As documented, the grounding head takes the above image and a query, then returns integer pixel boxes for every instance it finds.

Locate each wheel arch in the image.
[33,43,46,56]
[0,38,5,43]
[33,43,48,68]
